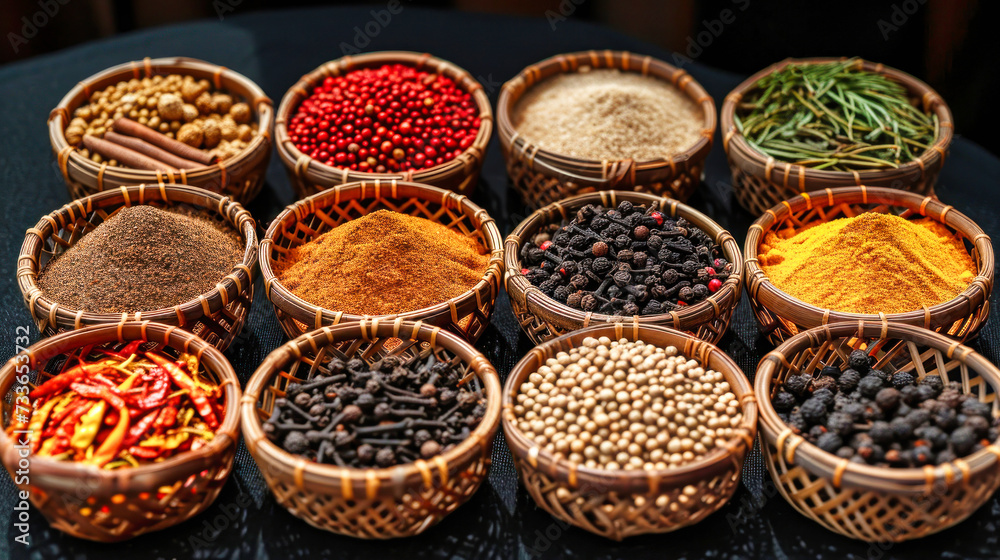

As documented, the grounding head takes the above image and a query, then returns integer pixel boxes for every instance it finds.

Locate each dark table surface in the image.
[2,6,1000,560]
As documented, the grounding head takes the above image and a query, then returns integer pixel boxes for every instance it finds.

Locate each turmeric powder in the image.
[758,212,976,314]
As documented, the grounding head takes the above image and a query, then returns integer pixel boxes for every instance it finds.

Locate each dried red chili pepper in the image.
[128,446,159,459]
[70,383,126,411]
[95,340,145,360]
[123,410,159,448]
[129,367,170,410]
[145,352,219,429]
[30,362,112,400]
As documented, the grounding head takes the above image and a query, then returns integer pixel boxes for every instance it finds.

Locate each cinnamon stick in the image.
[82,135,179,173]
[112,118,215,166]
[105,131,205,170]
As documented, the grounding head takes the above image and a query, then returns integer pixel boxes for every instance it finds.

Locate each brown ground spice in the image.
[275,210,489,316]
[37,205,243,313]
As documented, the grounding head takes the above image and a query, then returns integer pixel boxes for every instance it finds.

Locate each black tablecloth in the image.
[2,6,999,559]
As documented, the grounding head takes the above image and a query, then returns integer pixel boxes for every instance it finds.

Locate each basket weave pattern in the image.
[505,191,742,346]
[48,57,273,204]
[241,320,501,538]
[0,322,241,542]
[260,180,503,342]
[756,321,1000,542]
[497,50,716,210]
[17,184,258,352]
[502,324,757,540]
[274,51,493,199]
[721,57,953,217]
[744,186,992,345]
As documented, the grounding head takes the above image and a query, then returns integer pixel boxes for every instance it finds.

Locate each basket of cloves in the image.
[240,319,502,539]
[505,190,743,345]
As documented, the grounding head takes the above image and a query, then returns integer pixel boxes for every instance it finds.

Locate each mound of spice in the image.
[512,337,742,471]
[275,210,489,316]
[734,58,937,171]
[287,63,481,173]
[758,212,976,314]
[512,68,703,161]
[520,201,730,316]
[37,205,243,314]
[8,342,225,468]
[265,353,486,468]
[66,73,259,165]
[773,349,999,468]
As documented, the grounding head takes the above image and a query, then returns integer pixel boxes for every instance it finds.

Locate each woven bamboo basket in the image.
[0,321,241,542]
[497,50,716,210]
[744,186,992,345]
[756,320,1000,542]
[48,57,273,204]
[241,319,501,538]
[721,57,954,217]
[502,323,757,540]
[17,184,258,352]
[275,51,493,199]
[260,180,503,342]
[505,190,743,346]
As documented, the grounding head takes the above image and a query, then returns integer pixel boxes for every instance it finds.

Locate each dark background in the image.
[2,0,998,154]
[1,2,1000,560]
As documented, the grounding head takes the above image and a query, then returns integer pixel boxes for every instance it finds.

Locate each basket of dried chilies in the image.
[0,321,241,542]
[721,57,954,216]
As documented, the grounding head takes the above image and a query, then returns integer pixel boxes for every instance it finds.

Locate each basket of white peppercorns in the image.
[502,323,757,540]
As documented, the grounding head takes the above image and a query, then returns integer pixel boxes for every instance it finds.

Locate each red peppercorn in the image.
[521,268,529,275]
[540,240,553,251]
[651,211,664,225]
[289,63,480,172]
[708,278,722,292]
[705,267,716,275]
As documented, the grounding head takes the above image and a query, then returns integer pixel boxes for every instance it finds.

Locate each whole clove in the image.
[265,353,487,468]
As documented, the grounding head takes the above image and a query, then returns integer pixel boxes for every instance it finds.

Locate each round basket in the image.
[505,190,743,346]
[17,184,258,352]
[721,57,954,217]
[744,186,992,345]
[274,51,493,199]
[502,323,757,540]
[496,50,716,210]
[756,320,1000,542]
[0,321,241,542]
[260,179,503,343]
[241,319,502,538]
[48,56,273,205]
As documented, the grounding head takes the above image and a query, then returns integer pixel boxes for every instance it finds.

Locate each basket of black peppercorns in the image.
[505,191,742,345]
[755,321,1000,543]
[240,320,501,539]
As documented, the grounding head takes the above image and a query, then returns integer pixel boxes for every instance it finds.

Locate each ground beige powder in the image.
[512,68,704,161]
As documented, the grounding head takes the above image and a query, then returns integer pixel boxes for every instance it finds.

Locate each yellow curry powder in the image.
[758,212,976,314]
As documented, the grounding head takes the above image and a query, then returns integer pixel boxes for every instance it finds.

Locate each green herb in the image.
[734,59,937,171]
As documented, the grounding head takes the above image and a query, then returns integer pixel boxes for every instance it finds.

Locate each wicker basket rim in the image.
[48,56,274,182]
[720,57,954,181]
[259,179,503,324]
[240,319,502,494]
[504,190,744,328]
[496,49,717,173]
[273,50,493,183]
[0,322,240,488]
[755,320,1000,492]
[501,324,758,492]
[743,185,994,325]
[17,183,259,327]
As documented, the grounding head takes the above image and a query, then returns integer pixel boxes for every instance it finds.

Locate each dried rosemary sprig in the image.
[734,59,938,171]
